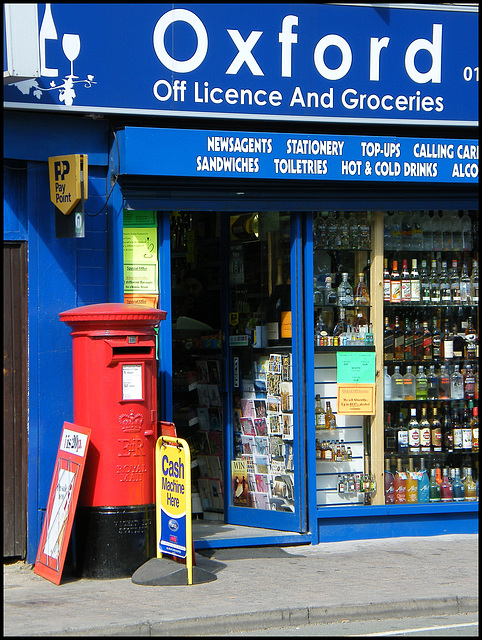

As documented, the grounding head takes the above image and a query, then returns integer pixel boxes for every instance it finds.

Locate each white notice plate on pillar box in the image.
[122,364,144,400]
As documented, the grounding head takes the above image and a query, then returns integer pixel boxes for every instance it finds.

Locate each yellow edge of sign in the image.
[155,436,193,585]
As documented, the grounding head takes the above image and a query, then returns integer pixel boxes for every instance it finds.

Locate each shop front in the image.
[3,3,478,562]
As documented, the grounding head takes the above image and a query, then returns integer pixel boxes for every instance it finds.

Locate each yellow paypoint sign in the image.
[155,436,193,585]
[49,154,88,215]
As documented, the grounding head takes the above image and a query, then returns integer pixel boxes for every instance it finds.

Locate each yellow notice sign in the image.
[49,154,87,215]
[156,436,193,584]
[337,383,376,415]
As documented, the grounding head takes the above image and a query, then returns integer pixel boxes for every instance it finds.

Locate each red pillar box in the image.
[59,303,166,578]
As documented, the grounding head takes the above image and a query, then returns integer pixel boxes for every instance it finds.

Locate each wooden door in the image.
[3,242,28,558]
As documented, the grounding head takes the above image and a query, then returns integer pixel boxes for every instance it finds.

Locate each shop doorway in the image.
[169,211,307,540]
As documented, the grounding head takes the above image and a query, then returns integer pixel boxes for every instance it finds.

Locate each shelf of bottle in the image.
[314,246,371,252]
[384,398,478,403]
[384,358,475,365]
[384,302,477,308]
[383,247,475,253]
[314,304,370,309]
[316,345,375,352]
[384,451,477,457]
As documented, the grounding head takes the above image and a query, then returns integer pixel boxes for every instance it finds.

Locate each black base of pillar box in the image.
[74,504,156,579]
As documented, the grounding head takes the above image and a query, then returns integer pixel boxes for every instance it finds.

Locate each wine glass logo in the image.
[62,34,81,78]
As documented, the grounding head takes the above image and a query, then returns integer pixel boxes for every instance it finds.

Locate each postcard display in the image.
[232,352,295,512]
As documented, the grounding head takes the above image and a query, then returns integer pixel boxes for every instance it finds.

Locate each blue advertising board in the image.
[3,4,478,125]
[117,127,479,183]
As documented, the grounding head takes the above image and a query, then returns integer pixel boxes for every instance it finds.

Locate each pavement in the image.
[4,533,478,637]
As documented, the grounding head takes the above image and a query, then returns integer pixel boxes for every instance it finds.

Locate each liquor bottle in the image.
[431,317,442,360]
[470,259,479,305]
[393,316,404,361]
[267,258,289,345]
[420,260,431,304]
[435,466,442,486]
[325,276,338,305]
[413,318,423,361]
[354,272,369,305]
[408,406,420,454]
[384,316,394,362]
[427,365,439,400]
[440,468,453,502]
[410,258,421,303]
[430,406,442,453]
[452,408,463,451]
[422,321,432,361]
[452,468,465,502]
[452,322,465,360]
[461,404,473,451]
[411,212,423,250]
[325,401,336,429]
[450,259,461,305]
[441,320,453,360]
[365,323,374,346]
[464,316,477,361]
[401,259,411,303]
[391,365,404,401]
[394,458,407,504]
[463,468,477,501]
[442,403,454,453]
[417,458,430,503]
[333,307,348,338]
[406,457,418,503]
[460,263,471,305]
[415,365,428,400]
[422,213,433,250]
[315,439,322,459]
[384,458,395,504]
[383,258,391,302]
[438,363,450,400]
[390,260,401,303]
[384,366,392,401]
[419,405,431,453]
[314,311,328,346]
[450,364,464,400]
[315,394,325,429]
[452,212,463,251]
[461,211,473,251]
[404,318,414,361]
[432,211,443,250]
[471,405,479,453]
[403,365,416,400]
[464,364,476,399]
[337,272,354,307]
[439,261,451,304]
[429,468,441,502]
[430,259,441,304]
[397,410,409,454]
[384,411,396,452]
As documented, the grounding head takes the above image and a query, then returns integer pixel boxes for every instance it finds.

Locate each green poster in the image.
[336,351,375,384]
[123,210,156,227]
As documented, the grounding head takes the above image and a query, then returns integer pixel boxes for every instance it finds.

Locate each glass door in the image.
[225,211,306,532]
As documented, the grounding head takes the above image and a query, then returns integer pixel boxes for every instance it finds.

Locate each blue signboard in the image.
[3,4,478,125]
[117,127,479,183]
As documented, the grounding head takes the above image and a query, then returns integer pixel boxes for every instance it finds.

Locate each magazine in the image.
[231,459,248,506]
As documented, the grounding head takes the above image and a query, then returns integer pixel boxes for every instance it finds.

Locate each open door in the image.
[168,211,306,535]
[224,212,306,533]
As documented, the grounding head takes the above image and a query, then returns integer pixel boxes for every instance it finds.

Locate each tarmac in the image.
[4,532,478,637]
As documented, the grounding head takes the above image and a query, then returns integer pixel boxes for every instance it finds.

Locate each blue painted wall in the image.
[4,110,111,561]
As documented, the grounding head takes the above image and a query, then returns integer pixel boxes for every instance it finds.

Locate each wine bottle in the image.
[267,258,291,346]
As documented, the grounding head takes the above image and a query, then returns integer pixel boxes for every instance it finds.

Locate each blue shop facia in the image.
[3,3,478,565]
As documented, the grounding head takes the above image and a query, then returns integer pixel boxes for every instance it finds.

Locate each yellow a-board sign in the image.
[155,436,193,585]
[48,154,88,215]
